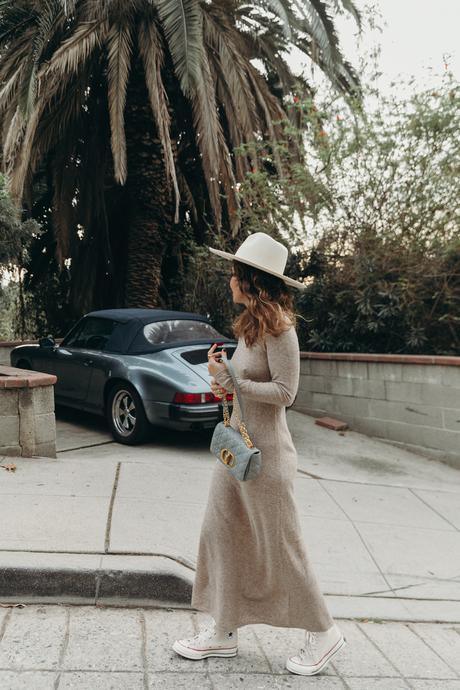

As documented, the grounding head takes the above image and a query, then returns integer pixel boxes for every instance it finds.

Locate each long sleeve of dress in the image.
[214,325,300,407]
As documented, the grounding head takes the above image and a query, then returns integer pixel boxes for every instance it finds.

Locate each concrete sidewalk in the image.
[1,604,460,689]
[1,408,460,624]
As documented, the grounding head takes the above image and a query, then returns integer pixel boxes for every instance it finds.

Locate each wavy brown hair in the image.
[231,259,297,347]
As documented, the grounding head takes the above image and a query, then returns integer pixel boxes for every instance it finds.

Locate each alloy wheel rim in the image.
[112,390,136,436]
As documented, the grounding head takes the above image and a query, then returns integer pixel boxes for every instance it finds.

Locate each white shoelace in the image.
[190,624,215,645]
[192,622,232,642]
[185,620,236,647]
[299,630,318,660]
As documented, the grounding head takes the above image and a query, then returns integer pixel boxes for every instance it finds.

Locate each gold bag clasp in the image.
[220,448,235,467]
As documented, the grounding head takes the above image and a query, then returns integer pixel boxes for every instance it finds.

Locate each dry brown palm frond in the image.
[138,16,180,223]
[7,68,62,199]
[245,63,286,177]
[216,123,239,237]
[46,19,105,76]
[49,61,107,264]
[213,70,250,182]
[202,40,240,234]
[190,50,223,228]
[0,24,39,119]
[203,13,260,175]
[203,9,259,143]
[8,55,92,206]
[0,69,24,117]
[3,106,26,173]
[8,97,45,201]
[243,28,306,98]
[106,19,133,184]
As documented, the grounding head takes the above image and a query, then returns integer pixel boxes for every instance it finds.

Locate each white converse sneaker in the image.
[286,623,346,675]
[172,620,238,660]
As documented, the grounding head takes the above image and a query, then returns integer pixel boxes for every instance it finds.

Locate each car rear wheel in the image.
[106,383,149,445]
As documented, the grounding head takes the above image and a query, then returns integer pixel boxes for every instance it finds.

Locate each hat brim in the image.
[208,246,306,291]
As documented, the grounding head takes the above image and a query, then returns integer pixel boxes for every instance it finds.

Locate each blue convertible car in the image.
[10,308,236,444]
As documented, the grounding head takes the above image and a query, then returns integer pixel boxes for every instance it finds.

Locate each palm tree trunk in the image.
[124,53,174,308]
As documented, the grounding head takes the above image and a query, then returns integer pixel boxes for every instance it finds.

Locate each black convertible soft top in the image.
[79,308,235,354]
[86,308,206,324]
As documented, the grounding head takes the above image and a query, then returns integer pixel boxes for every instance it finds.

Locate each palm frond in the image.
[203,9,260,148]
[242,27,299,94]
[245,63,286,176]
[288,0,359,92]
[249,0,292,39]
[3,106,26,172]
[341,0,361,28]
[8,52,94,205]
[138,15,180,222]
[190,51,224,227]
[47,19,105,76]
[0,70,23,117]
[329,0,362,29]
[212,63,250,181]
[0,2,35,44]
[0,26,36,116]
[51,76,107,266]
[201,19,241,232]
[16,1,62,118]
[293,0,336,70]
[106,19,133,184]
[60,0,76,15]
[43,60,106,265]
[154,0,203,95]
[310,0,360,90]
[8,99,44,201]
[217,124,240,237]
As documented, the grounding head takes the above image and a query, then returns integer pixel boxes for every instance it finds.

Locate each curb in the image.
[0,552,193,607]
[2,552,460,624]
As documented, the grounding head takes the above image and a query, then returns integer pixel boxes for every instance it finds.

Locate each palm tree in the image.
[0,0,360,312]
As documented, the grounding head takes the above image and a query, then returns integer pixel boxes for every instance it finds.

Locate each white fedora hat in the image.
[208,232,306,291]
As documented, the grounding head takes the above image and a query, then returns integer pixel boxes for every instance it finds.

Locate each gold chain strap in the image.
[221,392,254,449]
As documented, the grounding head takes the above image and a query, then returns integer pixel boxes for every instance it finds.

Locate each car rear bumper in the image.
[143,399,233,431]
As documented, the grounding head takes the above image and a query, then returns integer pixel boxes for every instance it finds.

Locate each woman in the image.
[173,232,346,676]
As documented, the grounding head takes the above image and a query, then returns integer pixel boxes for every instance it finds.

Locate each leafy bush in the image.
[0,175,42,339]
[237,71,460,354]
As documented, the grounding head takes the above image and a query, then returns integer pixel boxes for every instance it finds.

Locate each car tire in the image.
[106,382,149,445]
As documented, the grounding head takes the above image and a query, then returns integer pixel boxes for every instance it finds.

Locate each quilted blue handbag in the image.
[210,359,262,481]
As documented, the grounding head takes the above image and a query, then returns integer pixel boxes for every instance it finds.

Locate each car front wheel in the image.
[106,383,149,445]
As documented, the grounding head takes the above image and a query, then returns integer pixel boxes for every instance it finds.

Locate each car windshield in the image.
[142,319,223,344]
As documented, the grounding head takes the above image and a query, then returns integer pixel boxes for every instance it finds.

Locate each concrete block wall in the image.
[293,354,460,468]
[0,343,13,365]
[0,366,57,458]
[2,340,459,466]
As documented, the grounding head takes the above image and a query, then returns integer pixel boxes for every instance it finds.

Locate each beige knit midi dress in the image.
[191,323,335,633]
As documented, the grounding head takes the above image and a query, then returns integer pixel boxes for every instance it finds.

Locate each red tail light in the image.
[173,392,233,404]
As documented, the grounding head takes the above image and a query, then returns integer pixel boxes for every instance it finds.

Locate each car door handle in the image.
[83,359,93,367]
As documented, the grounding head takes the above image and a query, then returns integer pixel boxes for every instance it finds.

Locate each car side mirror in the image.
[39,335,55,348]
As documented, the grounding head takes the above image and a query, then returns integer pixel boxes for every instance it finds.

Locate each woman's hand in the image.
[210,377,227,399]
[207,343,228,378]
